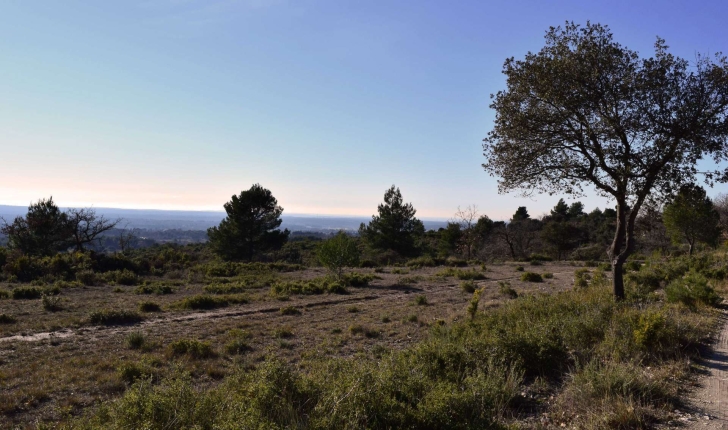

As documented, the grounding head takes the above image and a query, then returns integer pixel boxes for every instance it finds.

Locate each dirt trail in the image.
[680,308,728,429]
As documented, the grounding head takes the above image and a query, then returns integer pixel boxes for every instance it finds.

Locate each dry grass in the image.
[0,262,585,427]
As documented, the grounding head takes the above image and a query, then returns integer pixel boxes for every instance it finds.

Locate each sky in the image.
[1,0,728,220]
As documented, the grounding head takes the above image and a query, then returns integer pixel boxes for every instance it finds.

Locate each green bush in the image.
[225,329,252,355]
[460,280,476,293]
[445,257,468,267]
[126,331,147,349]
[499,281,518,299]
[406,256,443,267]
[342,272,375,287]
[139,301,162,312]
[271,277,346,296]
[280,306,301,316]
[665,271,722,308]
[118,362,155,385]
[520,272,543,282]
[135,283,175,295]
[42,294,62,311]
[0,313,16,324]
[317,231,360,279]
[12,286,42,299]
[76,269,99,286]
[203,282,247,294]
[574,268,592,289]
[515,266,524,272]
[0,290,9,299]
[414,295,428,306]
[89,310,144,326]
[169,339,215,359]
[173,294,248,310]
[106,269,140,286]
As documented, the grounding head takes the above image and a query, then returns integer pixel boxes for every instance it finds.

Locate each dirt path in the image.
[679,308,728,429]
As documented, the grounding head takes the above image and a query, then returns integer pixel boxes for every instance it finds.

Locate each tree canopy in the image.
[483,22,728,299]
[663,185,722,255]
[2,197,73,256]
[207,184,290,261]
[359,185,424,257]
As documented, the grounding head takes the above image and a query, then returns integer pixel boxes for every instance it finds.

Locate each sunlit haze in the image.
[2,1,728,220]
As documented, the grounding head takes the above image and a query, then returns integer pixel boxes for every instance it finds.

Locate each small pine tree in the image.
[663,185,722,255]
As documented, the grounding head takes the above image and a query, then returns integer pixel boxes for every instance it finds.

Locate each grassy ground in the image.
[0,256,724,428]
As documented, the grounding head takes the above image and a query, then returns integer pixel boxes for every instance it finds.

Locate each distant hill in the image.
[0,205,448,233]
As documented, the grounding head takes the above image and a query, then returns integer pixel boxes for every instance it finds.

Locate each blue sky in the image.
[1,0,727,220]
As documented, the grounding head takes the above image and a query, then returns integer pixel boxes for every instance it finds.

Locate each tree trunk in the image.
[688,240,694,256]
[608,201,635,301]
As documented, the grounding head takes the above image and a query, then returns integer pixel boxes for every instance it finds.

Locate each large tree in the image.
[483,22,728,299]
[1,197,73,256]
[662,185,722,255]
[359,185,424,257]
[207,184,290,261]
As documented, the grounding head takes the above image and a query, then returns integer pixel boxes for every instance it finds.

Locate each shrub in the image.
[342,272,375,287]
[359,259,378,268]
[169,339,215,359]
[126,331,147,349]
[139,301,162,312]
[520,272,543,282]
[625,260,642,272]
[76,270,99,286]
[665,271,722,308]
[349,324,379,338]
[347,306,359,313]
[135,284,175,295]
[106,269,140,286]
[273,327,294,338]
[499,281,518,299]
[280,306,301,316]
[515,266,524,272]
[529,253,553,262]
[225,329,252,355]
[436,267,486,280]
[460,280,476,293]
[406,256,441,268]
[42,294,62,312]
[574,268,592,289]
[0,313,16,324]
[317,231,360,280]
[173,294,248,310]
[89,310,143,326]
[467,289,483,319]
[414,295,428,306]
[543,272,554,279]
[203,283,246,295]
[12,286,42,299]
[118,362,155,385]
[529,260,542,266]
[445,257,468,267]
[0,290,8,299]
[271,278,346,296]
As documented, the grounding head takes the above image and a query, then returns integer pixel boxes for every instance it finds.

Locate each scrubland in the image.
[0,249,725,429]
